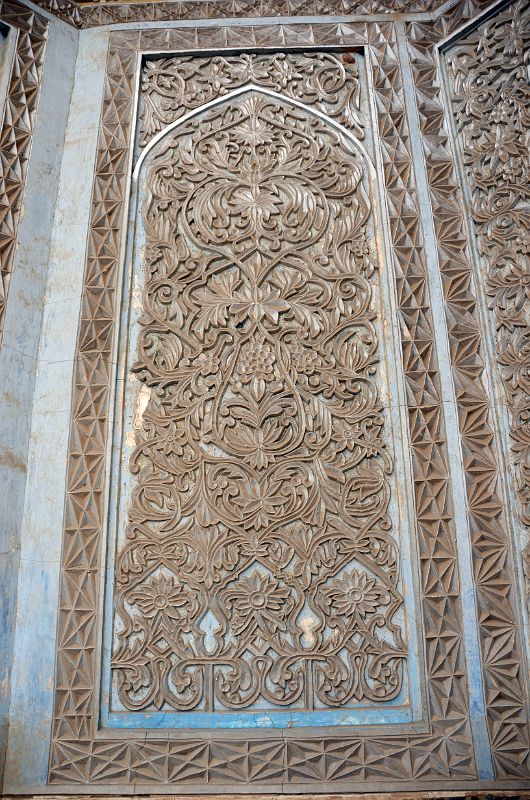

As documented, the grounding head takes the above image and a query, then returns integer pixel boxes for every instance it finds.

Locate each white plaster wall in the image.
[0,13,78,785]
[2,24,110,791]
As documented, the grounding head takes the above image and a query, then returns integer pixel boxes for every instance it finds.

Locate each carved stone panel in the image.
[109,71,418,724]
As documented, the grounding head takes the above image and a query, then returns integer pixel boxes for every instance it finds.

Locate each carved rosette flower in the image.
[232,118,275,147]
[320,569,390,624]
[223,571,292,635]
[229,284,289,325]
[193,352,221,376]
[128,574,190,621]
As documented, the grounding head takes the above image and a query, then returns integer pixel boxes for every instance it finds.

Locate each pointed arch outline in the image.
[133,83,376,182]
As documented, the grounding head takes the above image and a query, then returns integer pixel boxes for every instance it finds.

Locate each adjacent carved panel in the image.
[0,1,47,347]
[113,90,406,714]
[408,7,530,776]
[447,0,530,540]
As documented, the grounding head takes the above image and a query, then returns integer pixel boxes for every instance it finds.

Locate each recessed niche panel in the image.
[100,54,424,731]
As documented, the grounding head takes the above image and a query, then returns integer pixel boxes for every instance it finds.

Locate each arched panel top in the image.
[134,84,375,182]
[108,78,417,725]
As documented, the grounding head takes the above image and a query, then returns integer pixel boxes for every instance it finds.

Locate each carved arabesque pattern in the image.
[113,91,405,713]
[140,52,364,147]
[0,1,47,347]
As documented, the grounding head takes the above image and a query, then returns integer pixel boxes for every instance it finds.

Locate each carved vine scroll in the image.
[113,90,407,713]
[139,52,364,147]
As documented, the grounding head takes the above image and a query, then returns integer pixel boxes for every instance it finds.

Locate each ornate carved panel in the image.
[446,0,530,563]
[47,6,530,787]
[112,86,409,717]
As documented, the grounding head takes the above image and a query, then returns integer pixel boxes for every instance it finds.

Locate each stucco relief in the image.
[113,89,407,714]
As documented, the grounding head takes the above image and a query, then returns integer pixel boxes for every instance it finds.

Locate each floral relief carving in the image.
[139,52,364,148]
[447,1,530,552]
[51,15,510,782]
[112,91,406,713]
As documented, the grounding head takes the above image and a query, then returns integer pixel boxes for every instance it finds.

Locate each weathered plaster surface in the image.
[2,24,109,791]
[0,15,77,784]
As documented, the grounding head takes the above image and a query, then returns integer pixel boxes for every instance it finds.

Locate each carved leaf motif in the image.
[112,88,406,714]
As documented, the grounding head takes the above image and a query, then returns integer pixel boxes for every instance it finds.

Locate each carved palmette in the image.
[112,90,406,713]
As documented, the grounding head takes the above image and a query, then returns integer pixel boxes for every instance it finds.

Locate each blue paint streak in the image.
[103,704,414,730]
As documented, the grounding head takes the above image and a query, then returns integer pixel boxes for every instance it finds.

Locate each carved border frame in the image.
[0,0,47,347]
[32,0,448,31]
[403,6,530,777]
[48,7,529,787]
[31,0,498,31]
